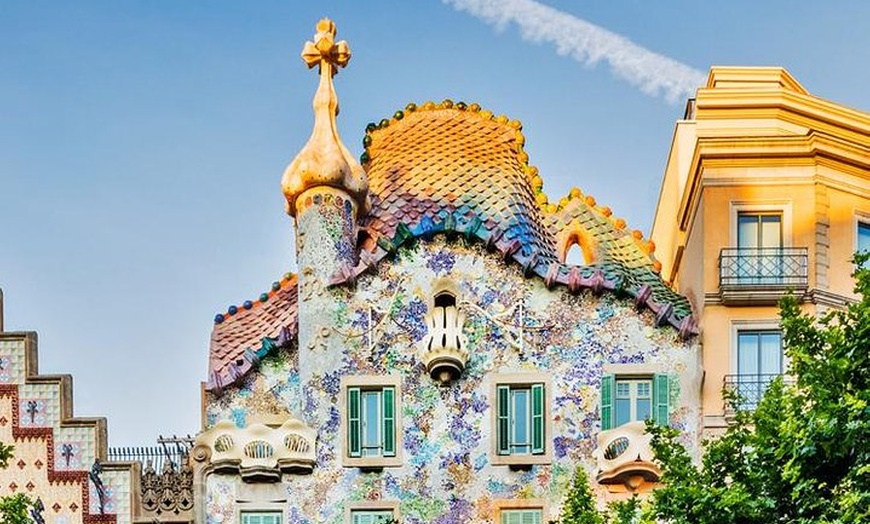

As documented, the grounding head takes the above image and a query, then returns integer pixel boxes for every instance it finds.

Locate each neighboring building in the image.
[650,67,870,431]
[192,20,701,524]
[0,289,195,524]
[0,289,135,524]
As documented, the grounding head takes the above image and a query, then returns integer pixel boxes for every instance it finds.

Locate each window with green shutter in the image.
[601,374,671,429]
[496,383,546,456]
[241,512,282,524]
[500,508,543,524]
[347,386,396,458]
[600,374,615,430]
[350,509,395,524]
[653,373,670,426]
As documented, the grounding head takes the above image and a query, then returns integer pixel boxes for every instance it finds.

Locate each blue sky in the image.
[1,1,869,447]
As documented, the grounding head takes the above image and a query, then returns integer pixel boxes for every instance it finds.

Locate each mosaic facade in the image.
[202,238,700,524]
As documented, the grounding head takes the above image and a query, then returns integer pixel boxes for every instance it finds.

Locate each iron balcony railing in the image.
[719,247,808,289]
[107,435,193,472]
[723,373,791,413]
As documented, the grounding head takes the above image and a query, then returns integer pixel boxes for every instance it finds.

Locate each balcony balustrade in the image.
[718,247,808,304]
[723,373,792,415]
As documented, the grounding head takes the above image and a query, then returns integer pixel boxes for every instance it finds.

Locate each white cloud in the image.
[442,0,706,103]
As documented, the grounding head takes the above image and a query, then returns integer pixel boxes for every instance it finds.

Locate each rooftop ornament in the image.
[281,18,368,217]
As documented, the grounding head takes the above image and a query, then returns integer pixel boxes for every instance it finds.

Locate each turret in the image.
[282,18,368,283]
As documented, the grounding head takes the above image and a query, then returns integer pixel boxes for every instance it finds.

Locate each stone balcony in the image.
[593,421,661,492]
[192,418,316,482]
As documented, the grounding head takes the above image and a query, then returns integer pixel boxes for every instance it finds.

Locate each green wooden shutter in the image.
[497,385,511,455]
[531,383,545,454]
[600,374,615,430]
[348,387,361,457]
[382,386,395,457]
[654,374,670,426]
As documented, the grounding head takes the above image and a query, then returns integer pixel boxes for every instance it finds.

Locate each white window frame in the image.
[853,212,870,257]
[614,378,653,426]
[729,320,784,374]
[729,201,792,248]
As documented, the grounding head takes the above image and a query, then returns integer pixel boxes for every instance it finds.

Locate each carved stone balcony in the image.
[192,418,316,482]
[592,421,660,491]
[718,247,808,305]
[422,305,468,384]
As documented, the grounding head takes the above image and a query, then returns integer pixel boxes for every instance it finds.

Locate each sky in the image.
[1,1,869,448]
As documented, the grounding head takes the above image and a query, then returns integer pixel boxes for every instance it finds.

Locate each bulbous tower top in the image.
[281,19,368,217]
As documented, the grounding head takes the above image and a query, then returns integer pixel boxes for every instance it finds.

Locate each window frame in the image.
[855,214,870,262]
[240,511,283,524]
[492,499,547,524]
[490,372,552,466]
[729,201,793,248]
[346,501,400,524]
[341,375,402,468]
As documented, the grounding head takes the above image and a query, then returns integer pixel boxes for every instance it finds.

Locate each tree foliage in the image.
[0,442,33,524]
[557,467,641,524]
[643,256,870,523]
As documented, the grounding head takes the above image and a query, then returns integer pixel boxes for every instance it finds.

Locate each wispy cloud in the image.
[441,0,705,103]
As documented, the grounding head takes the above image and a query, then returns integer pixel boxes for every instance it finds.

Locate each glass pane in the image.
[615,381,630,397]
[636,397,652,421]
[759,332,782,374]
[362,391,381,456]
[512,389,530,453]
[859,223,870,253]
[636,381,651,398]
[737,333,759,375]
[615,398,631,427]
[738,214,759,248]
[760,215,782,248]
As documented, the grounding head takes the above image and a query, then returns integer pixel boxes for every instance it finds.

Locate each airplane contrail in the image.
[441,0,706,103]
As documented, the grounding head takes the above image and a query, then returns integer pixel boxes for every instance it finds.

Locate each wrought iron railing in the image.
[108,436,194,516]
[719,247,808,289]
[723,373,789,412]
[108,435,193,472]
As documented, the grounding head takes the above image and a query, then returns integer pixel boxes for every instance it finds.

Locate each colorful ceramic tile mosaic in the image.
[204,238,702,524]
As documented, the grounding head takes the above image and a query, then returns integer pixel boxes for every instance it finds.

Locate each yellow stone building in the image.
[651,66,870,431]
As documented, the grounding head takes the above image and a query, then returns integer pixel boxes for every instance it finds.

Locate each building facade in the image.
[650,66,870,431]
[192,20,700,524]
[4,24,869,524]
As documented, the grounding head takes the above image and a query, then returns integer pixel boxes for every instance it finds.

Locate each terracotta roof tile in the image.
[206,274,298,392]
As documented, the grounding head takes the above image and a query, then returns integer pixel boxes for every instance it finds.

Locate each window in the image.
[241,512,281,524]
[350,510,395,524]
[600,374,669,430]
[858,221,870,256]
[737,212,783,284]
[348,386,395,458]
[500,509,542,524]
[496,383,545,456]
[491,373,551,466]
[736,330,782,409]
[342,375,402,468]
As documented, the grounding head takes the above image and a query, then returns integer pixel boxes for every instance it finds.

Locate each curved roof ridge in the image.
[359,99,538,179]
[207,272,299,394]
[543,187,662,273]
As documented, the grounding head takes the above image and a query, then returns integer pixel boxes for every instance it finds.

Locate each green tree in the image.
[643,256,870,524]
[559,467,604,524]
[0,442,33,524]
